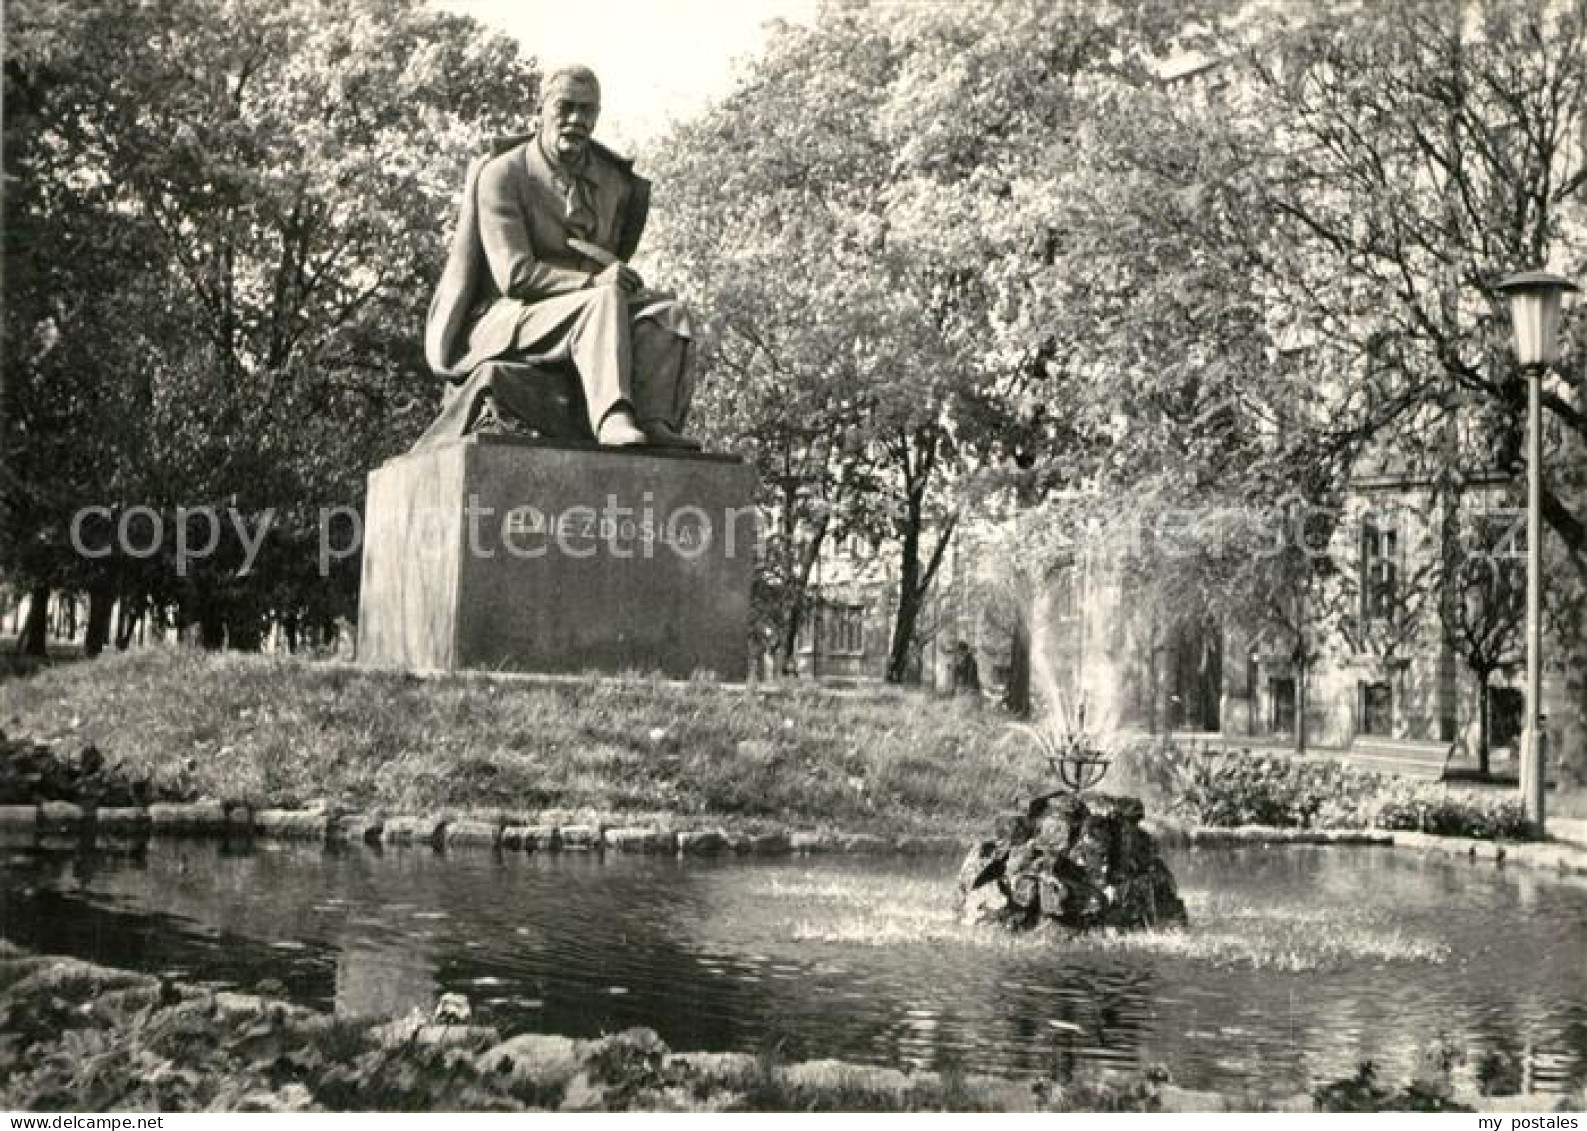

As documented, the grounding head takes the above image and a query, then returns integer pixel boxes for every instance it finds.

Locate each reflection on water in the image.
[1,837,1583,1097]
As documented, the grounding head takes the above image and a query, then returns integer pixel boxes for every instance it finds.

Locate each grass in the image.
[0,646,1043,835]
[695,871,1451,972]
[1084,896,1450,971]
[8,646,1578,840]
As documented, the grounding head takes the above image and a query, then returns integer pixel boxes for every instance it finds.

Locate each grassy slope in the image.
[0,648,1044,835]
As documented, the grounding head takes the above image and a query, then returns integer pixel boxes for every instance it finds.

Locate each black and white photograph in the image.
[1,0,1585,1117]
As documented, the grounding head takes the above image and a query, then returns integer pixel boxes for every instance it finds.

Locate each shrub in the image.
[1371,783,1535,840]
[1472,1048,1523,1097]
[0,735,179,807]
[1312,1061,1473,1113]
[1157,750,1381,829]
[1140,745,1538,840]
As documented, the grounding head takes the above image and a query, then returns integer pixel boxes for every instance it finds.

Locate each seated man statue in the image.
[414,65,698,450]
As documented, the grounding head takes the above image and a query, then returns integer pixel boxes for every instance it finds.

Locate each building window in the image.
[824,604,865,656]
[1360,681,1393,737]
[1360,519,1399,622]
[1270,676,1296,734]
[800,603,865,656]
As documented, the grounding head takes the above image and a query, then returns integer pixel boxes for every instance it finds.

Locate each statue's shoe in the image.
[640,421,703,450]
[596,411,648,446]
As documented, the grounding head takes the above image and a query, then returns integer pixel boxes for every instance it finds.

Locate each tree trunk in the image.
[885,498,956,686]
[1475,671,1491,777]
[198,607,226,650]
[887,589,924,685]
[1143,631,1160,734]
[1003,615,1032,717]
[777,517,829,676]
[1294,657,1309,755]
[116,599,140,650]
[17,586,49,657]
[778,601,806,676]
[1290,581,1310,755]
[886,500,924,685]
[227,611,265,652]
[84,585,114,658]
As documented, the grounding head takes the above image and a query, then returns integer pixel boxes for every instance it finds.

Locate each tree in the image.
[1442,504,1526,772]
[3,0,537,648]
[1237,0,1587,566]
[963,41,1371,736]
[2,12,179,652]
[1228,0,1587,763]
[984,0,1587,754]
[643,10,897,674]
[649,0,1213,682]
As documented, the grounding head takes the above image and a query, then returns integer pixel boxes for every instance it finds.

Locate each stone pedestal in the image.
[357,435,755,680]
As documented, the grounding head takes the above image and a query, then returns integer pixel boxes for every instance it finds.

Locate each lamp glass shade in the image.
[1508,288,1564,367]
[1497,271,1578,367]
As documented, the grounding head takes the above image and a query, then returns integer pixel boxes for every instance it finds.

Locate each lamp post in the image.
[1495,270,1578,834]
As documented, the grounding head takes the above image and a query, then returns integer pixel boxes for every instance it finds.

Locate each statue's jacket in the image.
[423,132,656,382]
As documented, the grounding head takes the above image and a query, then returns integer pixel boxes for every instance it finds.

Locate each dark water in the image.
[2,837,1583,1097]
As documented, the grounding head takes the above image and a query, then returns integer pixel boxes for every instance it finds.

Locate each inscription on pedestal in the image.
[357,436,755,679]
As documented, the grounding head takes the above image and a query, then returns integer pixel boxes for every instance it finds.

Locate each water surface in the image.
[2,838,1582,1097]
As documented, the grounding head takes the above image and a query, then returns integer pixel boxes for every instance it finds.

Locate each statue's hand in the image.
[594,261,645,295]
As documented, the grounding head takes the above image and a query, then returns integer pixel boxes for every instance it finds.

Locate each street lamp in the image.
[1495,270,1578,834]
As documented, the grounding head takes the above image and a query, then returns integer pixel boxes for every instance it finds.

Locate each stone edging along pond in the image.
[0,798,959,858]
[0,797,1585,877]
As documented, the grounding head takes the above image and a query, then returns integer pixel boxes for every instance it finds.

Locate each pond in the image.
[2,837,1583,1099]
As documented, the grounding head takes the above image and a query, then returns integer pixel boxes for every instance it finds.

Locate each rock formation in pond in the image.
[958,792,1187,933]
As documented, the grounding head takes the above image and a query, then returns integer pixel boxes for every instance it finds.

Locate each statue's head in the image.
[538,65,602,164]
